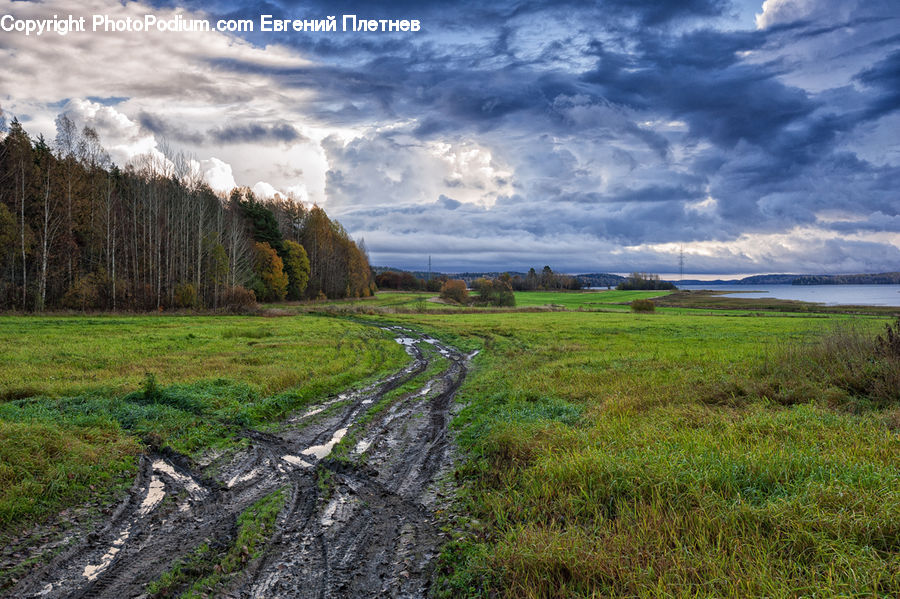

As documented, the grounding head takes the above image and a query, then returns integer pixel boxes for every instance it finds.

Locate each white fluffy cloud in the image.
[60,99,162,165]
[0,0,323,198]
[755,0,817,29]
[201,157,236,194]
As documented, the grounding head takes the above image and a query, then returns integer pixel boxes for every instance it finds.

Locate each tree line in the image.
[0,115,373,311]
[374,270,446,292]
[507,267,581,291]
[792,273,900,285]
[616,272,676,291]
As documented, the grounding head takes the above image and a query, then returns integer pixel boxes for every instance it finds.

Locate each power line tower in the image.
[427,255,431,282]
[679,246,684,281]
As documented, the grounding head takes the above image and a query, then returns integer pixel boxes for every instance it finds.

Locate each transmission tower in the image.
[679,246,684,281]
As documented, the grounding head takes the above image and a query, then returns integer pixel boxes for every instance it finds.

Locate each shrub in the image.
[472,278,516,307]
[173,282,198,309]
[62,274,102,311]
[630,298,656,312]
[440,279,469,304]
[222,286,257,313]
[876,317,900,358]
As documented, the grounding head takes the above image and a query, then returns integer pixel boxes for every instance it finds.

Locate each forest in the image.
[0,115,374,311]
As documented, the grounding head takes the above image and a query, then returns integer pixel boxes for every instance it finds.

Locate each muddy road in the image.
[8,326,474,599]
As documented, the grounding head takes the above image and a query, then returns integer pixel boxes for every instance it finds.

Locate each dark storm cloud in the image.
[605,185,705,204]
[855,49,900,120]
[138,111,205,145]
[209,121,306,144]
[438,195,461,210]
[143,0,900,272]
[584,33,820,156]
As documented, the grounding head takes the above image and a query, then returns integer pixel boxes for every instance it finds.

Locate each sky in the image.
[1,0,898,275]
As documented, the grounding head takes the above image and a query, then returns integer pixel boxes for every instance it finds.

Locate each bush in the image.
[440,279,469,304]
[630,299,656,313]
[173,282,198,309]
[876,317,900,358]
[222,286,257,313]
[62,274,102,311]
[472,277,516,307]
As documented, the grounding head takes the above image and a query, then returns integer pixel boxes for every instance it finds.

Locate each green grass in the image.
[3,297,899,597]
[0,314,408,540]
[266,289,674,315]
[263,290,461,313]
[0,314,408,399]
[513,289,671,309]
[381,309,900,598]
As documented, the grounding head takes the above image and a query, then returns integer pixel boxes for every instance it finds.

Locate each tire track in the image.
[8,325,472,599]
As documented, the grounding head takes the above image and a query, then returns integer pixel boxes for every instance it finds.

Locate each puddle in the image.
[153,460,205,499]
[83,524,132,581]
[301,428,348,460]
[298,393,350,419]
[138,475,166,516]
[227,466,262,488]
[282,455,313,469]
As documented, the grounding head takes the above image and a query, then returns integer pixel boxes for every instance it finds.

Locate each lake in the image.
[675,284,900,307]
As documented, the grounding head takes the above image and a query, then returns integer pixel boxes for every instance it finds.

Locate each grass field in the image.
[0,315,408,538]
[382,306,900,597]
[265,289,674,314]
[262,290,459,312]
[2,292,898,597]
[512,289,671,309]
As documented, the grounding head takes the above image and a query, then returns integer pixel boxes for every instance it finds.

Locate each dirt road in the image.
[9,325,473,599]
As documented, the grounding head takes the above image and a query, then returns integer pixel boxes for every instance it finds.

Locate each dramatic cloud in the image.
[2,0,898,273]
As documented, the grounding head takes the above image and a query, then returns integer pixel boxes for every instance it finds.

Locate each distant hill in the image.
[675,274,802,285]
[675,279,739,285]
[672,272,900,285]
[792,272,900,285]
[374,269,900,288]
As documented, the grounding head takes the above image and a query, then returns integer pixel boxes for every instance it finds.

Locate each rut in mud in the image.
[8,326,475,599]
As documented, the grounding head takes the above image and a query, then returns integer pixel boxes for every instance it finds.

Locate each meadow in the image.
[1,290,898,597]
[383,304,899,597]
[0,315,408,541]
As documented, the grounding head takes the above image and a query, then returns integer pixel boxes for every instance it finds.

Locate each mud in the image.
[6,326,472,599]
